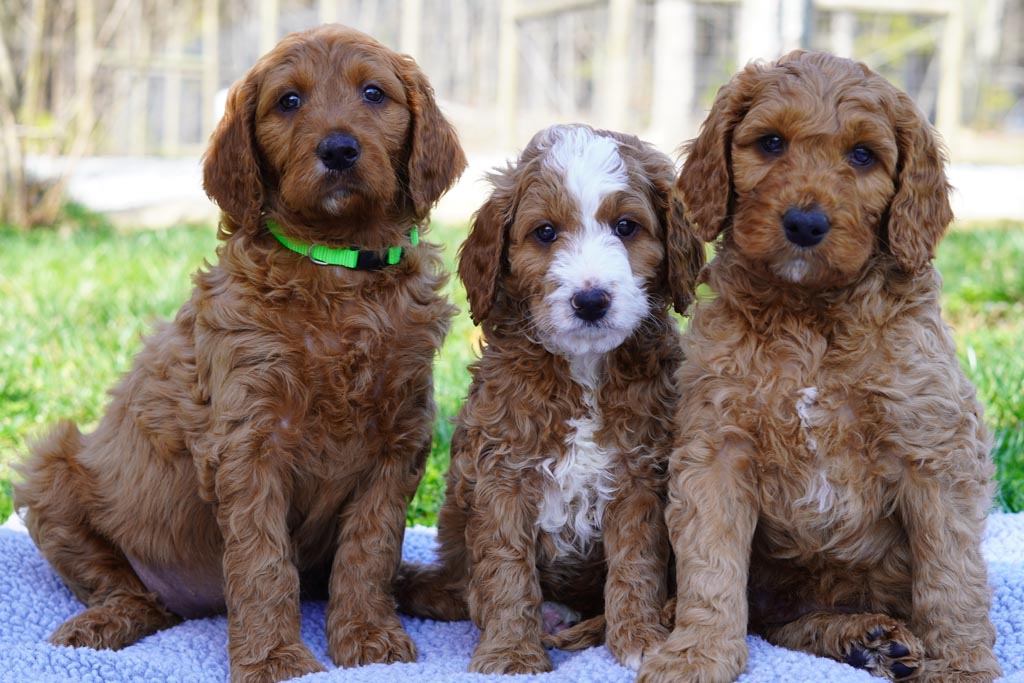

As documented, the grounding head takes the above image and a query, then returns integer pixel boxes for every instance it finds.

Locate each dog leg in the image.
[899,473,1001,683]
[602,478,670,670]
[638,436,758,683]
[760,611,923,681]
[16,421,181,650]
[327,456,418,668]
[214,453,324,683]
[465,473,551,675]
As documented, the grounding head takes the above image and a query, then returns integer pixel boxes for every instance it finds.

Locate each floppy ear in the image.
[400,58,468,220]
[202,74,263,233]
[676,65,758,242]
[665,189,707,314]
[885,91,953,272]
[639,149,705,315]
[457,170,514,325]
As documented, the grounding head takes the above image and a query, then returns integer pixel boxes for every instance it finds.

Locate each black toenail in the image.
[845,645,869,669]
[867,626,885,641]
[890,662,916,679]
[887,641,911,658]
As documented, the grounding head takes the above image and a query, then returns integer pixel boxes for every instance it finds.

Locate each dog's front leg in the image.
[638,434,759,683]
[326,455,418,668]
[466,469,550,675]
[215,453,325,683]
[899,467,1001,683]
[602,475,670,670]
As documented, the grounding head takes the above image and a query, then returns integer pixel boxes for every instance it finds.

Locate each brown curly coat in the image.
[638,51,1000,683]
[396,124,705,674]
[15,24,465,683]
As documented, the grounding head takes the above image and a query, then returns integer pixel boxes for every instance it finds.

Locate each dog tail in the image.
[542,614,607,650]
[13,420,87,514]
[541,597,677,651]
[393,561,469,621]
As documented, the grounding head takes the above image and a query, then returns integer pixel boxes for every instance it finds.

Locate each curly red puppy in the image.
[396,124,704,674]
[639,52,1000,683]
[15,24,465,683]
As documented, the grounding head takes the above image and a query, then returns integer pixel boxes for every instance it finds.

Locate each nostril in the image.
[317,133,361,171]
[571,288,612,323]
[783,207,831,247]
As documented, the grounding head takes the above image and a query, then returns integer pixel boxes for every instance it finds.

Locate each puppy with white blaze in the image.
[396,124,705,675]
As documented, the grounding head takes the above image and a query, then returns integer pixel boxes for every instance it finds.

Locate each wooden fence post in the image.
[401,0,423,57]
[649,0,696,148]
[202,0,220,143]
[602,0,636,131]
[498,0,518,147]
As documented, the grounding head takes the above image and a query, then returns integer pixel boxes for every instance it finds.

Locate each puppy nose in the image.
[571,288,612,322]
[783,207,830,247]
[317,133,361,171]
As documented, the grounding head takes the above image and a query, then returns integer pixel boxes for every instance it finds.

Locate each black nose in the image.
[571,288,612,323]
[317,133,360,171]
[783,207,830,247]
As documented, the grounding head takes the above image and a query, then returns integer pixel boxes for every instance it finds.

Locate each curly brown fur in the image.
[15,24,465,683]
[638,51,1000,683]
[395,124,705,674]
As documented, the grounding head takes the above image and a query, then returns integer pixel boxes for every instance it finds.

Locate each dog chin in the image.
[544,324,633,358]
[775,257,810,283]
[321,188,355,215]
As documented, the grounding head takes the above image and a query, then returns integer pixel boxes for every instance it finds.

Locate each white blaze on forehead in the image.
[535,126,649,358]
[543,127,629,218]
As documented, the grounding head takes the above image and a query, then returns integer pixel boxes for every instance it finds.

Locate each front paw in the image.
[637,636,746,683]
[842,622,923,681]
[230,642,325,683]
[469,636,552,675]
[607,619,669,670]
[328,617,417,668]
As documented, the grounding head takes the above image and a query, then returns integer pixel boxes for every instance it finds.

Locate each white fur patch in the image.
[794,386,819,454]
[777,258,809,283]
[545,127,628,219]
[536,360,617,557]
[794,387,836,513]
[537,127,649,357]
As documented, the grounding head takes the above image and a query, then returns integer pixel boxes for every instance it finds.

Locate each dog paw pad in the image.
[843,623,923,681]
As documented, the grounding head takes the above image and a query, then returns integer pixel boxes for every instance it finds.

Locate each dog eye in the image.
[759,134,785,155]
[613,219,639,238]
[848,145,875,168]
[533,224,558,244]
[278,92,302,112]
[362,85,385,104]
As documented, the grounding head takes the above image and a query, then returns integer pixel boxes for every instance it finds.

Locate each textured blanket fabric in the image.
[2,514,1023,683]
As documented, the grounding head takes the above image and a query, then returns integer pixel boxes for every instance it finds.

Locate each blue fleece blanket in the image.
[2,514,1024,683]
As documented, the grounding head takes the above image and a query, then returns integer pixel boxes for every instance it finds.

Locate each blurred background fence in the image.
[0,0,1022,225]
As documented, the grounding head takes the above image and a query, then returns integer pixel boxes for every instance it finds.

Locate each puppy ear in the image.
[202,74,263,232]
[638,147,705,315]
[457,171,513,325]
[665,190,707,314]
[677,66,757,242]
[885,92,953,272]
[401,59,468,220]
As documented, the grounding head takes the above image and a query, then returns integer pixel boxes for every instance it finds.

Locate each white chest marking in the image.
[793,386,836,513]
[536,354,617,557]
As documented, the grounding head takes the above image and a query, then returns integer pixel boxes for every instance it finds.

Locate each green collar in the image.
[266,221,419,270]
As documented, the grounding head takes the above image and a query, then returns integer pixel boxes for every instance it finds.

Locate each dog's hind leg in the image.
[759,611,923,681]
[15,421,180,650]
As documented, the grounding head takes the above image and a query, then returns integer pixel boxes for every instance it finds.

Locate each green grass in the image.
[1,216,1022,525]
[937,221,1024,511]
[0,213,477,527]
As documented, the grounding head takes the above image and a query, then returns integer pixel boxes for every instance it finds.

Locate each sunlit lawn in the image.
[0,214,1021,524]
